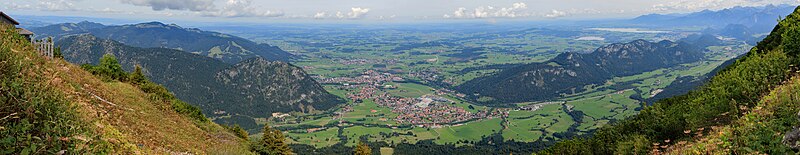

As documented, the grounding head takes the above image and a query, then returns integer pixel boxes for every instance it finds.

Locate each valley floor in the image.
[251,45,743,150]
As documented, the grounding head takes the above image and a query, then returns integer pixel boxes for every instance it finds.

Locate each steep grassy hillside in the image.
[539,6,800,154]
[0,25,251,154]
[663,72,800,154]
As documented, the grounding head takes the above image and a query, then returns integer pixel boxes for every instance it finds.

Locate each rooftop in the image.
[0,12,20,25]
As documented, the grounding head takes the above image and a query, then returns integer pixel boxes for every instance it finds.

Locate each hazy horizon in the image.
[3,0,799,24]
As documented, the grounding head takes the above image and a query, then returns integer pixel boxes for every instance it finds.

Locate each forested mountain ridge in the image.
[215,57,344,115]
[31,21,294,63]
[28,21,105,38]
[56,34,230,108]
[56,34,344,132]
[539,6,800,154]
[457,40,704,103]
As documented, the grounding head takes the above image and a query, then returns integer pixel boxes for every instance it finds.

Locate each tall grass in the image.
[0,25,111,154]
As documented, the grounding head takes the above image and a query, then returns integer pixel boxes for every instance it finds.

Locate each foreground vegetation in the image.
[0,24,111,154]
[0,24,251,154]
[540,6,800,154]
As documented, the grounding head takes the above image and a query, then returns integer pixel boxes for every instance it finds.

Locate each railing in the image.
[32,37,54,58]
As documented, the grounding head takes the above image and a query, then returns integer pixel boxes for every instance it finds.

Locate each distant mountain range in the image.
[631,5,796,33]
[457,40,705,103]
[31,21,294,63]
[56,34,343,131]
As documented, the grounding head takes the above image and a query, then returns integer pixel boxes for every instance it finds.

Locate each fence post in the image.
[30,37,56,58]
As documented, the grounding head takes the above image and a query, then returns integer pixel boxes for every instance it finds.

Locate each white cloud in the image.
[38,0,79,11]
[2,0,114,12]
[544,10,567,18]
[347,7,370,19]
[494,2,528,18]
[120,0,215,11]
[3,2,34,10]
[377,15,396,20]
[321,7,371,19]
[512,2,527,9]
[449,7,467,18]
[444,2,530,19]
[203,0,283,17]
[313,12,327,19]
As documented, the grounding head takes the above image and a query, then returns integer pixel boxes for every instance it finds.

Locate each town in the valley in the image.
[319,69,510,128]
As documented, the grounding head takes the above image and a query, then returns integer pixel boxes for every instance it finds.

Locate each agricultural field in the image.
[285,128,341,148]
[214,25,751,149]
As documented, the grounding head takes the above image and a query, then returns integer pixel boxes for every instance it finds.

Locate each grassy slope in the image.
[538,6,800,154]
[0,25,251,154]
[664,74,800,154]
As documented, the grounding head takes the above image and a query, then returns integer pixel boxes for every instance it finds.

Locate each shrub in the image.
[81,54,128,82]
[171,99,208,122]
[225,124,250,140]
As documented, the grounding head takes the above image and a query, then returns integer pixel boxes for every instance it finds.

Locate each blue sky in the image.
[2,0,799,23]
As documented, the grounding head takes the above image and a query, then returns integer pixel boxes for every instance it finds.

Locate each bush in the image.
[172,99,208,122]
[139,81,174,101]
[225,124,250,140]
[53,46,63,59]
[81,54,128,82]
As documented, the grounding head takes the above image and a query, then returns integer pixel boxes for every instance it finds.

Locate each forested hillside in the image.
[458,40,704,103]
[215,57,344,115]
[539,6,800,154]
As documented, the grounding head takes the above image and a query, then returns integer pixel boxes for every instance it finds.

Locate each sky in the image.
[2,0,800,23]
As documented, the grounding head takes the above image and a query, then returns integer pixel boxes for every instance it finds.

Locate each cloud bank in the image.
[203,0,284,17]
[544,10,567,18]
[314,7,371,19]
[443,2,530,19]
[120,0,215,11]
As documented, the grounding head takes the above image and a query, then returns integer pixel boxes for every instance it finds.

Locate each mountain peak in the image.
[140,21,167,25]
[133,21,183,29]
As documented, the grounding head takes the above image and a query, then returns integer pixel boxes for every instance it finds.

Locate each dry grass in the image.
[7,27,251,154]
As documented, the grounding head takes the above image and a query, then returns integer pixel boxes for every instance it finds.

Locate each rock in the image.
[782,110,800,149]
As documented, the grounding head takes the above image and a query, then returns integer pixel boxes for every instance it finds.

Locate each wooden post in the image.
[31,38,55,58]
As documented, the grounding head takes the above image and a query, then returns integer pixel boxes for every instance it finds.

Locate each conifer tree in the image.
[355,141,371,155]
[129,65,147,85]
[257,123,293,155]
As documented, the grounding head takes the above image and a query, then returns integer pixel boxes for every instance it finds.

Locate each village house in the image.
[0,12,53,58]
[0,12,34,41]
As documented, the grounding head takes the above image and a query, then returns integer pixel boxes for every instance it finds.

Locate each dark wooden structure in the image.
[1,11,53,57]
